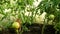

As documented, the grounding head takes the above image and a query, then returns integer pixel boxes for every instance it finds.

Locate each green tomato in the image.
[12,22,20,29]
[48,14,55,20]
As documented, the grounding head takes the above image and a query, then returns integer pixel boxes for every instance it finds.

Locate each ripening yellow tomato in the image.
[12,22,20,29]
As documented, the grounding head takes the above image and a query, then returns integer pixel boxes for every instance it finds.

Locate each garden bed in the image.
[0,23,60,34]
[22,23,59,34]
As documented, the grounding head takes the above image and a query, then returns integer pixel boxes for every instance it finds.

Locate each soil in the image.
[22,24,59,34]
[0,23,60,34]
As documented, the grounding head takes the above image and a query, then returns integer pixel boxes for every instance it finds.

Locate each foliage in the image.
[0,0,35,32]
[36,0,60,33]
[0,0,60,34]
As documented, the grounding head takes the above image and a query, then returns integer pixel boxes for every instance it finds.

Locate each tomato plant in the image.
[0,0,60,34]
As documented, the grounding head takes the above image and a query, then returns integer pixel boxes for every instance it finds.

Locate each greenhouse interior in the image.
[0,0,60,34]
